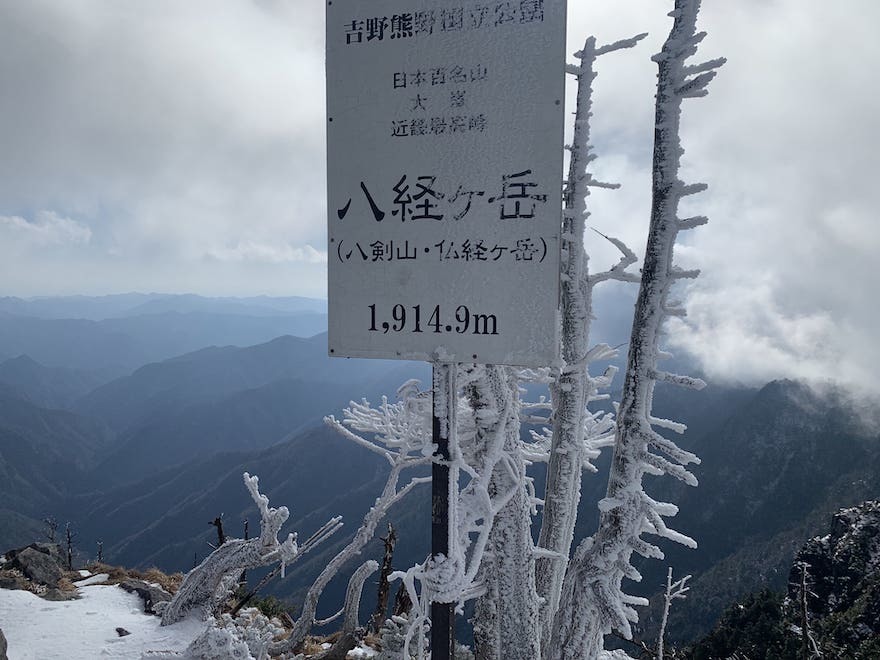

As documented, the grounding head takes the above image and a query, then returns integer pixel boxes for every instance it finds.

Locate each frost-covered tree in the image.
[382,366,542,659]
[268,381,434,655]
[548,1,724,657]
[455,37,657,657]
[534,32,645,650]
[159,472,338,626]
[181,607,286,660]
[467,365,540,659]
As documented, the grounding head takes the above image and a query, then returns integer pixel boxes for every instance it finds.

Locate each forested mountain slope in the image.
[1,299,877,647]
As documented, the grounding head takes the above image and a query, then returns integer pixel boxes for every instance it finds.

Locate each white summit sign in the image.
[326,0,566,366]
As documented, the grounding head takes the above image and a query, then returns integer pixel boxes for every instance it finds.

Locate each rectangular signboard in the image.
[327,0,566,366]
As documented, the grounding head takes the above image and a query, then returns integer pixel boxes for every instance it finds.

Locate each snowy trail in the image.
[0,583,205,659]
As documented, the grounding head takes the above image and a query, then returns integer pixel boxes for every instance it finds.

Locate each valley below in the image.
[1,293,878,652]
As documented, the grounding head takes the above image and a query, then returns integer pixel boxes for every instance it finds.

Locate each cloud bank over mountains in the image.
[0,0,877,390]
[570,0,880,393]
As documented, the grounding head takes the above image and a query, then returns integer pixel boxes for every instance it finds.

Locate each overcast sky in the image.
[0,0,877,392]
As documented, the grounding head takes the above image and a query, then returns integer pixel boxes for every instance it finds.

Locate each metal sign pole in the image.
[431,362,455,660]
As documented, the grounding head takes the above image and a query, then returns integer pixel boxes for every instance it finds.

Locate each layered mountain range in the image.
[0,294,877,643]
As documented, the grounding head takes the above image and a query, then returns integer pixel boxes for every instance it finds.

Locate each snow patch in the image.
[74,573,110,587]
[347,642,378,658]
[0,584,207,659]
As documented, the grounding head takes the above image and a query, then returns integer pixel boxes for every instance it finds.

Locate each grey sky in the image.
[0,0,877,391]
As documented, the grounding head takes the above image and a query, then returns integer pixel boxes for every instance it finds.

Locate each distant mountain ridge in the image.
[0,311,328,372]
[68,424,430,614]
[74,333,416,433]
[0,355,115,409]
[0,293,329,372]
[89,364,427,485]
[0,388,114,520]
[0,303,421,557]
[0,293,326,321]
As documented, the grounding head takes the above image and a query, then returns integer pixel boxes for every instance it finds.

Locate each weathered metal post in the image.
[431,362,456,660]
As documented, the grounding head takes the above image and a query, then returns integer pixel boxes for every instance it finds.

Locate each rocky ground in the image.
[0,541,179,610]
[0,542,81,602]
[687,500,880,659]
[788,499,880,656]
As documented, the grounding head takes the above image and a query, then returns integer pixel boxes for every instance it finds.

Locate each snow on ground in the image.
[0,583,206,659]
[347,643,378,658]
[0,581,382,659]
[74,572,110,586]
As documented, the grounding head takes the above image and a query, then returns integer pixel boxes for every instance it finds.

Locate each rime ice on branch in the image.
[533,32,645,650]
[269,382,434,655]
[467,365,541,659]
[657,568,690,660]
[386,365,540,659]
[549,1,724,657]
[160,472,323,626]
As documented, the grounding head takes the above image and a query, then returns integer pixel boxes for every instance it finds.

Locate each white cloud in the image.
[0,0,326,268]
[0,211,92,246]
[667,284,856,385]
[563,0,880,393]
[206,241,327,264]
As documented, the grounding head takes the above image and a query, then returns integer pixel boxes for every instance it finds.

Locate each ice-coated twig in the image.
[588,229,642,286]
[593,33,650,56]
[314,607,345,628]
[657,567,691,660]
[230,515,343,617]
[549,2,724,657]
[533,32,645,650]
